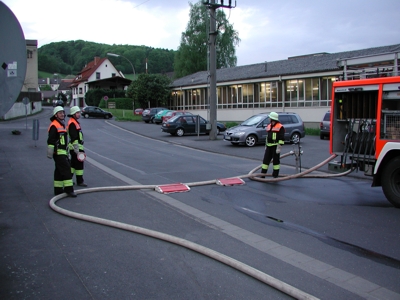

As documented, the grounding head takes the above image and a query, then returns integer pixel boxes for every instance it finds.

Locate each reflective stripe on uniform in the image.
[63,179,74,187]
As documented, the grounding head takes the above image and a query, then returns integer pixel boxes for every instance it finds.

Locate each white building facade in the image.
[70,57,122,108]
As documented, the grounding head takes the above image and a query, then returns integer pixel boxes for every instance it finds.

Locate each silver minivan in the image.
[223,112,305,147]
[320,110,331,139]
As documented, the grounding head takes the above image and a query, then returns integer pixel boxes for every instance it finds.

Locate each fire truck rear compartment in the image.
[331,91,378,175]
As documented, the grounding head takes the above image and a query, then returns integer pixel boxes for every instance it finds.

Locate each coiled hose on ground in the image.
[49,152,355,300]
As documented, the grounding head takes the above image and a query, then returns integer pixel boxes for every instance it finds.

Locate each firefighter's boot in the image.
[64,186,77,198]
[260,168,267,179]
[272,169,279,178]
[76,175,87,187]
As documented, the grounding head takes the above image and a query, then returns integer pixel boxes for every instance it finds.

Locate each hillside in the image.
[38,40,176,77]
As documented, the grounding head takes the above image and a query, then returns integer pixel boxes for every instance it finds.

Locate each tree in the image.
[126,74,172,108]
[40,84,52,91]
[174,1,240,79]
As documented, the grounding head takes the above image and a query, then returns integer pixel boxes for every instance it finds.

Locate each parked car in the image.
[142,107,168,123]
[153,109,171,124]
[320,110,331,139]
[223,112,305,147]
[81,106,113,119]
[161,114,226,136]
[162,110,192,123]
[134,108,143,115]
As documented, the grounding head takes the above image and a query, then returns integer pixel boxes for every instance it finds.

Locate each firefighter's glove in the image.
[276,144,282,154]
[73,143,80,155]
[47,146,54,159]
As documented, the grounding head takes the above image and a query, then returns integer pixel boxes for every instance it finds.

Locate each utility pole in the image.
[209,0,217,140]
[203,0,236,140]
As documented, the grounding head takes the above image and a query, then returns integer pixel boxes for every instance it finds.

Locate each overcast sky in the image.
[3,0,400,66]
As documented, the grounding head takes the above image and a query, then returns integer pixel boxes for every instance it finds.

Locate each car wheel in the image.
[84,114,89,118]
[176,128,185,137]
[245,135,257,147]
[320,133,324,140]
[381,157,400,208]
[151,117,154,124]
[216,127,220,135]
[291,132,301,144]
[105,115,110,119]
[144,120,149,123]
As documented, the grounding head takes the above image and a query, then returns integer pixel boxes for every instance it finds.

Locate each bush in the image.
[85,89,126,107]
[305,128,320,136]
[99,98,133,109]
[225,121,239,128]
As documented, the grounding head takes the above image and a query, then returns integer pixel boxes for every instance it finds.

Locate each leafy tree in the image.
[38,53,59,73]
[174,1,240,78]
[40,84,52,91]
[126,74,172,108]
[56,93,68,104]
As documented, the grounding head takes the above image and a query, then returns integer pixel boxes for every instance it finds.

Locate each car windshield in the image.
[240,115,266,126]
[168,115,180,122]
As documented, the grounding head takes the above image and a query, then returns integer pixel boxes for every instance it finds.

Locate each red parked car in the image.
[162,110,192,123]
[134,108,143,115]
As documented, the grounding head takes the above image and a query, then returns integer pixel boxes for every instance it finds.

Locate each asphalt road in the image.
[1,108,399,300]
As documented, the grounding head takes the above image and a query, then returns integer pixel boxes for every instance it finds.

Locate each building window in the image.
[111,73,116,77]
[286,80,298,107]
[229,85,237,108]
[321,77,334,106]
[79,87,82,94]
[27,50,33,59]
[96,72,100,80]
[241,84,254,108]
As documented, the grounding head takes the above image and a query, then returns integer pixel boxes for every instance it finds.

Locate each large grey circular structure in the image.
[0,2,26,118]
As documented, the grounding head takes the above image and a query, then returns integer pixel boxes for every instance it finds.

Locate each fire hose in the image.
[49,151,355,299]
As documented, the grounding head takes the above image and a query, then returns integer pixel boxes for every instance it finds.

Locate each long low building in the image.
[169,44,400,127]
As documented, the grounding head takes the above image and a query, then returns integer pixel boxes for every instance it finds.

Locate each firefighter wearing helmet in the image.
[47,106,77,197]
[260,112,285,178]
[67,106,87,187]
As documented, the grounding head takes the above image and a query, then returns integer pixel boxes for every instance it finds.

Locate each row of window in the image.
[170,76,335,110]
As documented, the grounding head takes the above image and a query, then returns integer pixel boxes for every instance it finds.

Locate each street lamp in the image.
[107,53,136,79]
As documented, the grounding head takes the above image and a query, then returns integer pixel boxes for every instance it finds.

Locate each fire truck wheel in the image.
[381,157,400,208]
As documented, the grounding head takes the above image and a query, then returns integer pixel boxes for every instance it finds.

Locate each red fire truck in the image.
[330,75,400,208]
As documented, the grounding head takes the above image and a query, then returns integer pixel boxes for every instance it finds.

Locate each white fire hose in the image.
[49,152,355,299]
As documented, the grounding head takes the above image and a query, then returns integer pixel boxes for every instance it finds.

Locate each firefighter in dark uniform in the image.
[260,112,285,178]
[67,106,87,187]
[47,106,77,197]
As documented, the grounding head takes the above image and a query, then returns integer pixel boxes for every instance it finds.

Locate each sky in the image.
[2,0,400,66]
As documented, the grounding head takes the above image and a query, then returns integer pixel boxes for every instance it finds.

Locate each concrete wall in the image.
[3,101,42,120]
